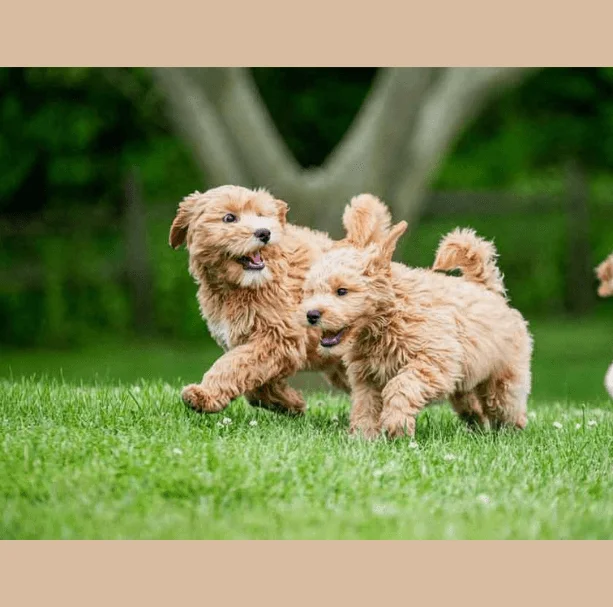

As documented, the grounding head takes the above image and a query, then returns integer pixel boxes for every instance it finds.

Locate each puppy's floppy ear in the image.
[274,199,289,227]
[365,220,408,274]
[169,193,199,249]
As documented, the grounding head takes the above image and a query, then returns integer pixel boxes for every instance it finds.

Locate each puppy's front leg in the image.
[349,382,383,440]
[380,366,445,439]
[181,343,303,414]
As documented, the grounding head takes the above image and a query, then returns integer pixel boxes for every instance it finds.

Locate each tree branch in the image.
[149,68,249,185]
[197,68,302,190]
[389,67,537,222]
[319,68,436,195]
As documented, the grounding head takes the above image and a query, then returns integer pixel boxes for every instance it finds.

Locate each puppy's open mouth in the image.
[237,251,265,271]
[320,329,345,348]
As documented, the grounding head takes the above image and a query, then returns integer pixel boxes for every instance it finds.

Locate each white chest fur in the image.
[207,318,233,351]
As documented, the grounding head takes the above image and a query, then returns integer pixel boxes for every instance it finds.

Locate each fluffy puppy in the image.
[170,185,349,415]
[302,196,533,439]
[596,253,613,298]
[595,253,613,398]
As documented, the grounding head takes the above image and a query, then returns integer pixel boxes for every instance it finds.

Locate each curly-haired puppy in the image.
[170,185,349,415]
[596,252,613,398]
[302,195,533,439]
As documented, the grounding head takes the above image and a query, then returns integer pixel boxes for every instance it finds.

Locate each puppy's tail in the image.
[342,194,392,248]
[433,228,506,297]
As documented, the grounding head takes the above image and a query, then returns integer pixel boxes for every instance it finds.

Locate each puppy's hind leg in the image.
[450,391,489,430]
[246,379,306,415]
[322,362,351,394]
[476,366,530,430]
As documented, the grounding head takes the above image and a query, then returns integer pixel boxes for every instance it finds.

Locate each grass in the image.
[0,316,612,539]
[1,380,612,539]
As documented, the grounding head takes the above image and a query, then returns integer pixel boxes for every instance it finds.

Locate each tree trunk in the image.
[565,159,593,315]
[150,67,536,234]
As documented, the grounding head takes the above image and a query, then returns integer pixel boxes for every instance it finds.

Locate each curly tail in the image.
[341,194,393,248]
[433,228,506,297]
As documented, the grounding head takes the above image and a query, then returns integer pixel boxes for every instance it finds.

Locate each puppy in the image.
[596,253,613,298]
[302,195,533,439]
[595,253,613,398]
[170,185,349,415]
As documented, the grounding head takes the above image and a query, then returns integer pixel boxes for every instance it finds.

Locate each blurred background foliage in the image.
[0,67,612,353]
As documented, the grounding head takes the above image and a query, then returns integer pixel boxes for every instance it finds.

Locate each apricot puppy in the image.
[595,252,613,398]
[302,195,533,439]
[170,185,348,415]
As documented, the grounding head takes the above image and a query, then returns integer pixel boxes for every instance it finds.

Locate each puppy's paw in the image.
[181,384,227,413]
[380,414,415,439]
[348,424,380,440]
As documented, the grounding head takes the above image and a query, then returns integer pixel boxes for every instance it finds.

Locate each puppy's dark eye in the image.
[223,213,237,223]
[336,288,348,296]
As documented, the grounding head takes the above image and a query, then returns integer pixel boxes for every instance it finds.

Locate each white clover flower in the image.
[552,421,563,429]
[249,420,258,427]
[172,448,183,455]
[528,411,537,419]
[477,494,491,505]
[371,503,398,517]
[575,423,582,430]
[443,454,457,461]
[588,420,598,427]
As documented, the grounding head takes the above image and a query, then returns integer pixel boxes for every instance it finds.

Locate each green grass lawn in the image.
[1,317,612,539]
[1,380,612,539]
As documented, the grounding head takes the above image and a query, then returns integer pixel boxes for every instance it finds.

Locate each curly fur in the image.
[596,253,613,298]
[340,194,393,248]
[596,252,613,399]
[170,185,349,415]
[433,227,506,297]
[302,196,533,439]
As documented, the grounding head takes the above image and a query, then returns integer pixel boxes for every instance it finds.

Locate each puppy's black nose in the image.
[254,228,271,243]
[306,310,321,325]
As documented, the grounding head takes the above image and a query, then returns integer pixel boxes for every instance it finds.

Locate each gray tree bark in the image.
[150,67,535,234]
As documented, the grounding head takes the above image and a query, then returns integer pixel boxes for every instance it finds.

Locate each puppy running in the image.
[595,253,613,399]
[302,194,533,439]
[170,185,349,415]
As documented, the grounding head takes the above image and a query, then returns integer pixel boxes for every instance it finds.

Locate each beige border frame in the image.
[2,1,613,602]
[1,0,612,66]
[2,541,612,604]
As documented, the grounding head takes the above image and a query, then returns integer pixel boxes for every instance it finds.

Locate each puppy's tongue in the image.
[320,330,344,348]
[238,251,265,270]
